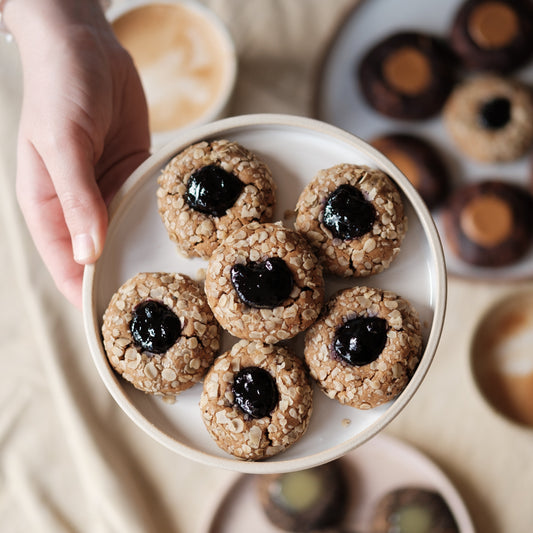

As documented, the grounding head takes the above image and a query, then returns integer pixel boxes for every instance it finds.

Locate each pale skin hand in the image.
[5,0,150,307]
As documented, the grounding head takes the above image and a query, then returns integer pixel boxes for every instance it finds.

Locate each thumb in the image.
[44,133,109,265]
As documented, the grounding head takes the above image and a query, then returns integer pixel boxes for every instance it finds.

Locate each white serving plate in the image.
[83,114,446,473]
[315,0,533,282]
[199,433,475,533]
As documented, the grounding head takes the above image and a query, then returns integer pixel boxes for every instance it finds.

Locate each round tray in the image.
[83,113,446,473]
[314,0,533,282]
[199,433,475,533]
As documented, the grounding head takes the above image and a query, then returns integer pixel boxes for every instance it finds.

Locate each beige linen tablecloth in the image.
[1,1,532,532]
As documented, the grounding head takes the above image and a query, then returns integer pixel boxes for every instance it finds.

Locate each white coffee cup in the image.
[107,0,237,149]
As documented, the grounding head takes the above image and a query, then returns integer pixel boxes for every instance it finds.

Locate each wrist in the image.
[2,0,111,44]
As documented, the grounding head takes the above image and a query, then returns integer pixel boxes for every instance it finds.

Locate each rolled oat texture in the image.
[443,75,533,163]
[205,221,325,343]
[304,285,422,409]
[295,164,407,277]
[157,139,276,259]
[101,272,220,399]
[199,339,313,460]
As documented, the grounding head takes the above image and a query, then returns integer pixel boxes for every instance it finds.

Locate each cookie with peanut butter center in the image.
[304,286,423,410]
[370,133,451,210]
[358,31,455,120]
[102,272,220,399]
[157,139,276,259]
[205,221,324,343]
[449,0,533,73]
[199,339,313,460]
[294,164,407,278]
[443,180,533,267]
[443,75,533,163]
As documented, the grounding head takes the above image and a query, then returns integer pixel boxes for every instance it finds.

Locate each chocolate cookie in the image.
[372,488,459,533]
[256,461,348,532]
[371,133,451,209]
[304,286,423,410]
[449,0,533,73]
[443,180,533,267]
[199,340,313,460]
[294,164,406,278]
[358,31,455,120]
[101,272,220,397]
[443,75,533,163]
[157,139,276,259]
[205,221,324,343]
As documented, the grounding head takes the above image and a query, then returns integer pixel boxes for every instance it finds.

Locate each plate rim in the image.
[82,112,447,473]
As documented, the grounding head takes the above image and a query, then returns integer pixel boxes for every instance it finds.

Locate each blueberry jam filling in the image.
[129,300,182,354]
[323,184,376,240]
[184,164,245,217]
[231,257,294,309]
[333,316,388,366]
[479,97,511,130]
[232,366,279,419]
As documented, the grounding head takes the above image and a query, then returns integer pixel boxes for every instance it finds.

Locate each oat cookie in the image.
[295,164,407,278]
[199,339,313,460]
[304,286,422,410]
[102,272,220,397]
[205,221,324,343]
[443,75,533,162]
[157,139,276,259]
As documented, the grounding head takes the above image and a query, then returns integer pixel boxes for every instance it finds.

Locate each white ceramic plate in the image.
[83,114,446,473]
[199,433,476,533]
[315,0,533,281]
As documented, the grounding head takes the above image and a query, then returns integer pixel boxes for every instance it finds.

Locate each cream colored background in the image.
[1,1,532,532]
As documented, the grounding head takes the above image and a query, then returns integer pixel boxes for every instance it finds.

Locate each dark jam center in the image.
[479,97,511,130]
[323,184,376,240]
[185,164,245,217]
[230,257,294,309]
[333,316,388,366]
[232,366,279,419]
[130,300,181,354]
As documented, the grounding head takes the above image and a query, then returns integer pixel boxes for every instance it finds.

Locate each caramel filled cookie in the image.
[256,461,348,532]
[304,286,422,410]
[372,488,459,533]
[295,164,406,278]
[443,75,533,163]
[102,272,220,397]
[157,139,276,259]
[205,221,324,343]
[358,31,455,120]
[371,133,451,209]
[199,340,313,460]
[449,0,533,73]
[443,180,533,267]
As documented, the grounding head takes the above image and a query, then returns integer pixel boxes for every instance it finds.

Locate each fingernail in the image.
[73,233,96,264]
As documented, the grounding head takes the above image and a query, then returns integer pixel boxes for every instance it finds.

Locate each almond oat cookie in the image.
[157,139,276,259]
[295,164,407,278]
[102,272,220,398]
[304,286,422,410]
[199,339,313,460]
[204,221,325,343]
[443,75,533,162]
